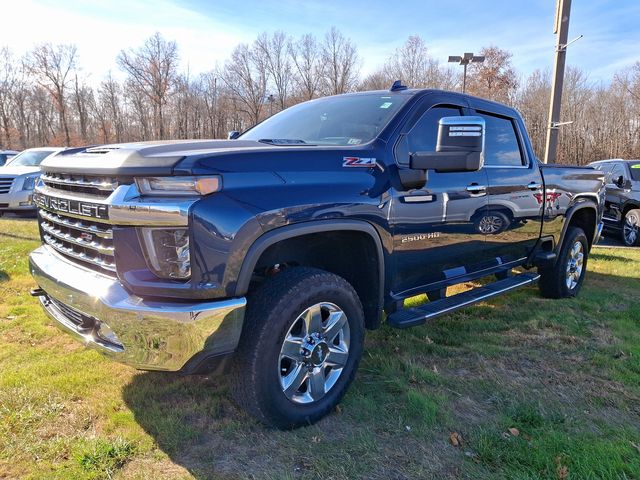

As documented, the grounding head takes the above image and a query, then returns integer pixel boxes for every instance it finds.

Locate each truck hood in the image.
[0,165,41,176]
[39,140,273,176]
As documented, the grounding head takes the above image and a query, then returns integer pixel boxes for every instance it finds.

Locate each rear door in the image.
[472,109,544,264]
[390,98,491,296]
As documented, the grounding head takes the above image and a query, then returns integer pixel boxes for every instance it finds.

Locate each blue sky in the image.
[1,0,638,85]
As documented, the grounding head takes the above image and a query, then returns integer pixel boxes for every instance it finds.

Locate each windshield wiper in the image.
[258,138,313,146]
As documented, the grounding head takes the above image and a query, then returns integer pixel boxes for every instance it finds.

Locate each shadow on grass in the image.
[122,371,246,479]
[0,230,40,242]
[120,271,640,479]
[590,252,632,262]
[0,269,8,282]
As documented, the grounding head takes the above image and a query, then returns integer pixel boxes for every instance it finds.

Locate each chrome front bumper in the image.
[29,245,246,371]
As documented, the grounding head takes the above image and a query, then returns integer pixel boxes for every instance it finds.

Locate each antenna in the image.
[390,80,408,92]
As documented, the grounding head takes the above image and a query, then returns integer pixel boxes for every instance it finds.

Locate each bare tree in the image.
[362,35,457,90]
[26,43,77,145]
[0,47,17,147]
[117,32,178,139]
[220,43,267,126]
[321,27,359,95]
[256,32,292,110]
[289,34,324,101]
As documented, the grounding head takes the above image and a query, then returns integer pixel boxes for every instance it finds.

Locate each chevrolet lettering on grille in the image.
[33,192,109,220]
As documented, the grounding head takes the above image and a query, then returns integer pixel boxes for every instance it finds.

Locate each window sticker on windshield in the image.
[632,164,640,168]
[380,102,393,109]
[348,138,362,145]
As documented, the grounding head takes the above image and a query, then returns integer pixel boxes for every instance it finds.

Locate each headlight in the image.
[138,228,191,280]
[135,176,221,196]
[22,175,39,191]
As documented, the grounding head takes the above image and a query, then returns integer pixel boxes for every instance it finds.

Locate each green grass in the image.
[1,217,640,479]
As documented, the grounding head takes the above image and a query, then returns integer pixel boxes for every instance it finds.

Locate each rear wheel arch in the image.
[235,220,385,330]
[558,201,598,252]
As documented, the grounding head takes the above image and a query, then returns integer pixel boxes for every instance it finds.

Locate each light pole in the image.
[448,53,485,93]
[267,94,275,116]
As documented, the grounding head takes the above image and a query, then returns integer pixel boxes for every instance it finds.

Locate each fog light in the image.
[139,228,191,280]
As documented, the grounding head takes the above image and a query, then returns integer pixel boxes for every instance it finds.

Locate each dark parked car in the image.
[29,85,604,428]
[589,159,640,246]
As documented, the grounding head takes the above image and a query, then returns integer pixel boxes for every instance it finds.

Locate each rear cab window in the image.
[475,111,525,167]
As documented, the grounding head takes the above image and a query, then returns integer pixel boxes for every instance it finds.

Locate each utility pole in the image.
[544,0,572,163]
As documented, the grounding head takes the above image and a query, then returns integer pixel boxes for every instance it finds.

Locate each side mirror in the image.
[228,130,240,140]
[410,116,485,173]
[615,175,625,188]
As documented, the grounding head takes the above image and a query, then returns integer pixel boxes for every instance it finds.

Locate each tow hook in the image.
[30,288,46,297]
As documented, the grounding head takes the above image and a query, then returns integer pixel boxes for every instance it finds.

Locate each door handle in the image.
[466,184,487,193]
[527,182,542,191]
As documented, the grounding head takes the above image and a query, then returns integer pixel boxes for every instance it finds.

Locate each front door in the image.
[390,101,491,298]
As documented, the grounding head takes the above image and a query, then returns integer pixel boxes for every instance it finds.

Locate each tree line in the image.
[0,29,639,165]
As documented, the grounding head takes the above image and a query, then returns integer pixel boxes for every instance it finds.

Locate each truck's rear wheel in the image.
[622,209,640,247]
[538,226,588,299]
[231,267,365,429]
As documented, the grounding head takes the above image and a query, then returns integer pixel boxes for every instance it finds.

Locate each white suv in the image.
[0,147,64,216]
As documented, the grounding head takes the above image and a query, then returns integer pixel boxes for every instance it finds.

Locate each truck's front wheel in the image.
[231,267,365,429]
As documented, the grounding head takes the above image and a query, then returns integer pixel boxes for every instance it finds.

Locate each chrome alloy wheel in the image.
[278,302,350,404]
[623,212,639,245]
[478,215,504,234]
[565,240,584,290]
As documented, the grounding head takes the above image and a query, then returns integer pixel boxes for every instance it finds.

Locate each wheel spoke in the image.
[302,304,323,336]
[282,363,307,396]
[308,368,326,401]
[323,310,347,342]
[326,346,348,368]
[280,337,303,360]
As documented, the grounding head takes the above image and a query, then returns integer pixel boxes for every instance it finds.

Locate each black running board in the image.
[387,272,540,329]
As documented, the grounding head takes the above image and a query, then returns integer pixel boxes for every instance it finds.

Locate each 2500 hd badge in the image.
[33,192,109,220]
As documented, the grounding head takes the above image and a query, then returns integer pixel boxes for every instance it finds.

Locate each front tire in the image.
[538,226,589,298]
[231,267,365,429]
[622,209,640,247]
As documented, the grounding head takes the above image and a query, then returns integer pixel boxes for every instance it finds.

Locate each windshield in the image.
[7,150,56,167]
[240,94,409,146]
[630,162,640,181]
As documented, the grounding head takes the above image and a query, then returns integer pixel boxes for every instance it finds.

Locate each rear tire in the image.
[538,226,588,299]
[231,267,365,429]
[621,209,640,247]
[475,210,510,234]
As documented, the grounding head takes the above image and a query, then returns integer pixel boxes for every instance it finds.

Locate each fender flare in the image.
[234,219,386,307]
[556,199,599,255]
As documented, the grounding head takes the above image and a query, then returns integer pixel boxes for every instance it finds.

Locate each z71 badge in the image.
[343,157,377,167]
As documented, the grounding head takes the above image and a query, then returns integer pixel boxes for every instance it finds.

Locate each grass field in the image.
[1,216,639,479]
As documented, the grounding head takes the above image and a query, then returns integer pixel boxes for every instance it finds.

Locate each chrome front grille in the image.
[39,208,116,274]
[0,176,14,194]
[41,172,118,198]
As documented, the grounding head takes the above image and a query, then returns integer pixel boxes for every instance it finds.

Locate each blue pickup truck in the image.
[29,84,604,428]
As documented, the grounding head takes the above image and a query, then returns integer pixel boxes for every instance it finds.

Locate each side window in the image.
[610,163,625,185]
[407,105,462,155]
[596,163,613,183]
[477,112,525,167]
